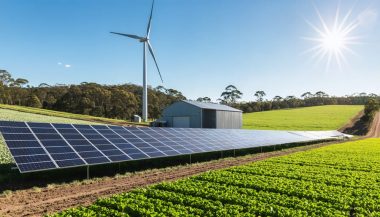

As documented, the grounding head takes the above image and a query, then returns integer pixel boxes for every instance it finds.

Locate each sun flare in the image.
[304,6,360,71]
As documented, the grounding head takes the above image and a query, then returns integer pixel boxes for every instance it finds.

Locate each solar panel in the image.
[0,120,349,173]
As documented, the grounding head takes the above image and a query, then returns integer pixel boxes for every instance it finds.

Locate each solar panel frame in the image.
[88,125,132,162]
[156,128,199,153]
[48,123,87,168]
[106,126,151,159]
[17,122,59,172]
[68,124,112,164]
[127,127,182,156]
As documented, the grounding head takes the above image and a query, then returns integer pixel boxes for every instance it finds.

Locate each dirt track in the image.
[365,112,380,138]
[1,114,380,217]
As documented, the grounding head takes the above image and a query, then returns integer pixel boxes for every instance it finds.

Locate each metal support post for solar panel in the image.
[189,154,192,164]
[260,146,263,153]
[87,166,90,179]
[221,151,223,159]
[233,149,236,157]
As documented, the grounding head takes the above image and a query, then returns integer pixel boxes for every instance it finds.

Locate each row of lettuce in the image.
[50,139,380,217]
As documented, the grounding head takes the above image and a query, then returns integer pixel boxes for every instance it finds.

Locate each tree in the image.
[165,88,186,100]
[285,95,301,108]
[196,97,211,103]
[26,94,42,108]
[369,93,378,98]
[272,96,283,101]
[0,70,12,86]
[254,91,266,102]
[301,92,312,99]
[109,88,138,120]
[155,85,166,93]
[39,83,50,87]
[12,78,29,87]
[219,85,242,104]
[315,91,328,98]
[362,98,380,122]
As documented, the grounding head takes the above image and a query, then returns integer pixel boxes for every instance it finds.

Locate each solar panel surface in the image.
[0,121,348,173]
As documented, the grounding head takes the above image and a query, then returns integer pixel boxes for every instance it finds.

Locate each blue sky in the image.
[0,0,379,101]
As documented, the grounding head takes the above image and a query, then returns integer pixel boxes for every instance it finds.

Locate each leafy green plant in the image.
[51,139,380,216]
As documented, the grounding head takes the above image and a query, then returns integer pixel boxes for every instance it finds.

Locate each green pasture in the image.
[243,105,363,130]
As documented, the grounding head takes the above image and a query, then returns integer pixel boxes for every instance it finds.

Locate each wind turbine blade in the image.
[147,41,163,83]
[146,0,154,36]
[110,32,143,40]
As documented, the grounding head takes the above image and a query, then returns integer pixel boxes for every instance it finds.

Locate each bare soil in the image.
[1,114,380,217]
[365,112,380,138]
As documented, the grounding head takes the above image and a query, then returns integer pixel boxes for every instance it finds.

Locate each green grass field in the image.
[0,104,149,126]
[243,105,363,130]
[51,138,380,216]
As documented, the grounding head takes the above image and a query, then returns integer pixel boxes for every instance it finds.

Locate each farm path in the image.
[367,112,380,138]
[0,142,338,217]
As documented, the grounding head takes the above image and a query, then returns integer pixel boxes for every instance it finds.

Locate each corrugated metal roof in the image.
[182,100,242,112]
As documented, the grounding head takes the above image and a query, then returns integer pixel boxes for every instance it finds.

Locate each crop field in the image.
[51,138,380,216]
[243,105,363,130]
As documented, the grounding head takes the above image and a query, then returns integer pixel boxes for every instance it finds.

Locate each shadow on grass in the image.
[0,140,331,193]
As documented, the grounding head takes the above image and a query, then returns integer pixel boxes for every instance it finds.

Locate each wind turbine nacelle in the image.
[140,38,148,42]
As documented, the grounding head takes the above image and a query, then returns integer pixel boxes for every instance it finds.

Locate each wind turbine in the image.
[111,0,162,122]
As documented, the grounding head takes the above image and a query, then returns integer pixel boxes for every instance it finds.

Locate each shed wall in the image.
[162,102,202,128]
[216,111,242,129]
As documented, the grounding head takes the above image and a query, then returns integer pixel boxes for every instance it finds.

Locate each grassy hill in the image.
[0,104,148,126]
[243,105,363,130]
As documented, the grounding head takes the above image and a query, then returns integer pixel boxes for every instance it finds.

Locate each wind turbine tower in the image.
[111,0,162,122]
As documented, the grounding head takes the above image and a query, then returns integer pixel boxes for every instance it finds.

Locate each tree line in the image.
[1,69,378,121]
[0,70,185,120]
[197,85,380,113]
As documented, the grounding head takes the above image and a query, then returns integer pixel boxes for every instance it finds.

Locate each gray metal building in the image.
[161,100,242,129]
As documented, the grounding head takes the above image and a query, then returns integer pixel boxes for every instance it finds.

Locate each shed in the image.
[161,100,242,129]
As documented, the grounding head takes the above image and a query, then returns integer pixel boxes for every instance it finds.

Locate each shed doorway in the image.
[173,116,190,128]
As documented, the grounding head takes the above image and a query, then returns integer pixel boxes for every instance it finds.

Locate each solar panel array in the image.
[0,121,348,173]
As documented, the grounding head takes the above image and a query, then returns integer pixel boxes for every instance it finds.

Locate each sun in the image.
[303,6,360,71]
[322,30,345,51]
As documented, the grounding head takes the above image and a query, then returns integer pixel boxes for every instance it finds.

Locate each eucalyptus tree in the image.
[272,95,283,102]
[38,83,51,88]
[254,91,266,102]
[219,85,243,104]
[301,92,312,99]
[196,97,211,103]
[285,95,301,108]
[368,93,378,98]
[0,70,12,86]
[315,91,328,98]
[12,78,29,87]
